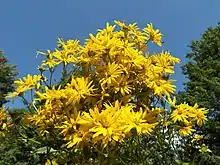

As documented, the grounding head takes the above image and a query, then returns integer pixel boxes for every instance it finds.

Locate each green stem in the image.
[49,68,54,87]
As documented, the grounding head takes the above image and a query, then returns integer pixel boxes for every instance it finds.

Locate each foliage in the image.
[0,56,18,106]
[0,108,41,165]
[2,20,209,164]
[177,23,220,158]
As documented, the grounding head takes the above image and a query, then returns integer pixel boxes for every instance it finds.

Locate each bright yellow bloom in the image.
[121,107,158,135]
[66,77,94,95]
[58,38,80,51]
[6,74,41,98]
[171,104,189,123]
[65,129,88,148]
[160,51,180,63]
[194,109,208,126]
[149,79,176,97]
[143,23,162,46]
[60,111,90,148]
[123,47,146,69]
[189,104,208,126]
[38,50,60,68]
[179,125,195,136]
[80,101,125,147]
[35,86,65,107]
[113,75,133,96]
[66,77,94,102]
[98,62,123,89]
[60,112,82,136]
[14,74,41,87]
[5,86,28,98]
[28,106,63,136]
[114,20,139,32]
[39,38,80,67]
[114,20,127,28]
[54,39,80,65]
[151,51,180,74]
[170,102,208,136]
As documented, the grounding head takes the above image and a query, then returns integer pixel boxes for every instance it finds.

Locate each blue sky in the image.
[1,0,220,108]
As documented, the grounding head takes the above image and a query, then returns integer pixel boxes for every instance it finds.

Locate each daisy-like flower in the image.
[143,23,163,46]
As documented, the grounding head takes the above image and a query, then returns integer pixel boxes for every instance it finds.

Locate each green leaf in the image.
[34,146,48,154]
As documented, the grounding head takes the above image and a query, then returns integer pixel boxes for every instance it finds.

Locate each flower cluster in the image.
[6,74,42,98]
[60,101,158,148]
[6,21,207,149]
[168,97,208,136]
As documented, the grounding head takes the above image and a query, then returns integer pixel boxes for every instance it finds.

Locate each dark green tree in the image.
[0,108,44,165]
[0,52,18,106]
[178,23,220,156]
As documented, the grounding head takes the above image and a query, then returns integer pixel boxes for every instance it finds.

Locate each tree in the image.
[0,52,18,106]
[178,23,220,155]
[0,108,45,165]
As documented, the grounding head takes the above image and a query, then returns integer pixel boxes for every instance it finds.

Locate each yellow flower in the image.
[35,86,65,106]
[6,74,41,98]
[143,23,162,46]
[28,106,63,136]
[114,20,127,29]
[15,74,41,88]
[38,50,60,68]
[80,101,125,147]
[189,104,208,126]
[66,77,94,99]
[5,86,27,98]
[58,38,80,51]
[123,47,146,69]
[149,79,176,97]
[60,112,82,136]
[150,51,180,74]
[65,128,89,148]
[53,47,79,65]
[113,75,133,96]
[121,107,157,135]
[160,51,180,64]
[171,104,189,123]
[98,62,123,89]
[179,125,195,136]
[194,108,208,126]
